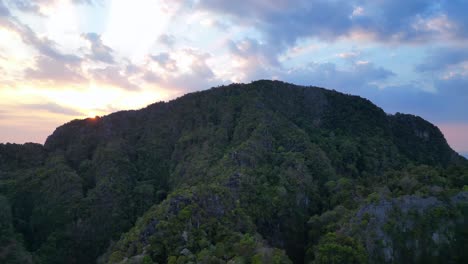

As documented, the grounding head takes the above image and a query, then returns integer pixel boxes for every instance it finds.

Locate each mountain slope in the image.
[1,80,466,264]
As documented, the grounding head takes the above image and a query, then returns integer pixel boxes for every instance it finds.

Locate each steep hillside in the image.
[1,80,466,264]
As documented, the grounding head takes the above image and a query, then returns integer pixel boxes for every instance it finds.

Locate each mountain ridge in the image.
[44,80,465,167]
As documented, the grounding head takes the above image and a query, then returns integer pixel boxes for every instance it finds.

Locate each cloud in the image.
[30,36,82,64]
[158,34,176,47]
[6,0,96,15]
[150,52,178,71]
[228,38,279,66]
[221,38,282,81]
[72,0,96,4]
[282,61,395,92]
[197,0,354,49]
[143,49,220,93]
[0,0,11,15]
[142,71,159,83]
[0,4,81,63]
[388,46,467,123]
[25,55,85,84]
[443,0,468,39]
[416,47,468,72]
[336,51,360,59]
[90,66,139,91]
[124,62,142,75]
[357,79,468,123]
[7,0,41,14]
[82,32,115,64]
[0,2,86,85]
[394,46,468,123]
[347,1,467,43]
[435,75,468,108]
[21,102,82,116]
[158,49,215,80]
[2,0,468,151]
[185,49,215,79]
[195,0,468,50]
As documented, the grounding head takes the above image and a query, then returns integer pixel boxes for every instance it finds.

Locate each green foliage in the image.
[313,233,367,264]
[0,195,33,263]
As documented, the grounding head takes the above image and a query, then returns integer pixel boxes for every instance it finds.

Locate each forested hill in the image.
[1,80,467,264]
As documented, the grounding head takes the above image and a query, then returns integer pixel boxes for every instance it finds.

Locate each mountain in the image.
[1,80,467,264]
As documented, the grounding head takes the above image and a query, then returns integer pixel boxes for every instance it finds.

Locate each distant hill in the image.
[1,80,467,264]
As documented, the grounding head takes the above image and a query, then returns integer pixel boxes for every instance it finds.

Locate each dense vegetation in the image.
[0,80,466,263]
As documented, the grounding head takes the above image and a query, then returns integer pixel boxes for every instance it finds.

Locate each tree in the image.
[313,233,367,264]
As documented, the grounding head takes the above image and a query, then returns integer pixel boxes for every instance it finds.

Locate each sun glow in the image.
[0,28,35,73]
[103,0,173,62]
[87,112,98,118]
[45,0,83,53]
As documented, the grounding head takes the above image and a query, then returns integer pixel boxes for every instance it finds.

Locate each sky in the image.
[0,0,467,156]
